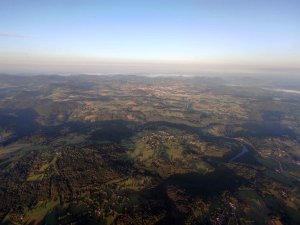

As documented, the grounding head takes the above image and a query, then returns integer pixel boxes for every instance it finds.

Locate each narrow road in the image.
[272,158,300,182]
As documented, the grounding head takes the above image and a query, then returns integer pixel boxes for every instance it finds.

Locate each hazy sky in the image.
[0,0,299,75]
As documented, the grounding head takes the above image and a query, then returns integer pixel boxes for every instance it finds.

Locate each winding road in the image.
[272,158,300,182]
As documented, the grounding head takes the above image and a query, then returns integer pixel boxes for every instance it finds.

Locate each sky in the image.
[0,0,299,76]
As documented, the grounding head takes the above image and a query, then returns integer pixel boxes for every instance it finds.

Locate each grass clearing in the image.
[0,144,47,159]
[256,157,278,170]
[27,173,44,182]
[263,169,294,186]
[238,190,263,201]
[23,200,59,224]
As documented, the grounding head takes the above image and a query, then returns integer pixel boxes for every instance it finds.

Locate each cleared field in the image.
[22,200,59,225]
[0,144,47,159]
